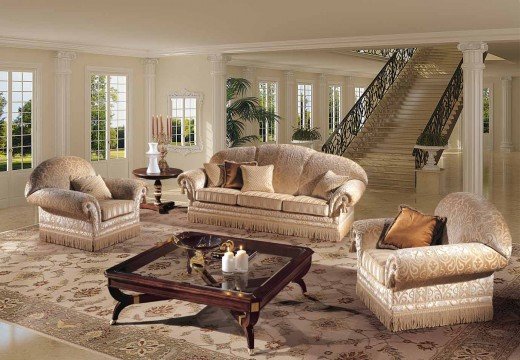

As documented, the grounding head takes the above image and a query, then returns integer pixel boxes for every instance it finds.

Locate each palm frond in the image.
[227,78,251,101]
[230,135,259,148]
[227,97,260,121]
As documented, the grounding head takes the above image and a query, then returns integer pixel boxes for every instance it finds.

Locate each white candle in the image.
[234,245,248,273]
[222,247,235,274]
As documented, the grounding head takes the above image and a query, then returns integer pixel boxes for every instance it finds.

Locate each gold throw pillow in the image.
[241,165,275,193]
[312,170,349,200]
[221,161,257,189]
[377,205,447,250]
[70,174,112,200]
[204,163,224,187]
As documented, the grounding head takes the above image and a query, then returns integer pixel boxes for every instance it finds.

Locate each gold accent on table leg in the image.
[250,302,260,312]
[238,314,245,326]
[133,295,140,304]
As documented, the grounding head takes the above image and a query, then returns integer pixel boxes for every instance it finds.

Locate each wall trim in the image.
[0,28,518,58]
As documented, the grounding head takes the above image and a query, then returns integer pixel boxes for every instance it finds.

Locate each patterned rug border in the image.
[0,287,239,360]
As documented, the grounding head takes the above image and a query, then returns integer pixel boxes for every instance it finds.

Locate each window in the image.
[483,88,490,134]
[90,74,127,161]
[168,91,203,151]
[0,70,33,172]
[328,85,341,133]
[258,81,278,142]
[297,83,312,128]
[354,87,365,101]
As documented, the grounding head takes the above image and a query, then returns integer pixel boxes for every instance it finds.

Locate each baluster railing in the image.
[322,48,416,155]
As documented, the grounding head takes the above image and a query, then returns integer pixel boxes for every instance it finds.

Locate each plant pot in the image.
[291,140,316,150]
[414,145,447,171]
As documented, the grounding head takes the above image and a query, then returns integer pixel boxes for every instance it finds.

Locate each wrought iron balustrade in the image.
[322,48,416,155]
[355,49,395,58]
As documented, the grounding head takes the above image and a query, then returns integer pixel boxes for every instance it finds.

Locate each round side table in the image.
[132,167,183,214]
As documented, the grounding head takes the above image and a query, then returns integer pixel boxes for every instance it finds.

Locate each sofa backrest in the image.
[210,144,368,196]
[25,156,96,197]
[435,192,512,259]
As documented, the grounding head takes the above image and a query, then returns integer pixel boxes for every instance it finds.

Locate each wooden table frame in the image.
[132,168,182,214]
[105,235,313,355]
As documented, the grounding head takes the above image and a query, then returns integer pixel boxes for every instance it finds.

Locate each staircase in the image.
[323,46,463,190]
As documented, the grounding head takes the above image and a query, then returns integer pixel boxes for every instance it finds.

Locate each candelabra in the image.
[154,132,170,173]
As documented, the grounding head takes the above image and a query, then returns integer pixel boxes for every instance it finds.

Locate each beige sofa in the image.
[25,156,146,251]
[178,144,367,241]
[352,192,512,331]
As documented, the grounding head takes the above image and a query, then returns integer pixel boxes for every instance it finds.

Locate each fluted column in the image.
[345,76,355,113]
[500,76,513,152]
[458,41,487,196]
[319,74,328,144]
[208,54,231,152]
[143,58,158,143]
[284,71,295,143]
[54,51,76,156]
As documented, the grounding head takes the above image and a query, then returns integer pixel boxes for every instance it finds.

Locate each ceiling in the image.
[0,0,518,56]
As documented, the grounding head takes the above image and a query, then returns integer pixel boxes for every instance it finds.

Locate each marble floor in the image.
[0,151,518,359]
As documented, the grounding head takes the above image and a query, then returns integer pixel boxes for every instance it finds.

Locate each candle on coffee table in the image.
[234,245,248,273]
[222,246,235,274]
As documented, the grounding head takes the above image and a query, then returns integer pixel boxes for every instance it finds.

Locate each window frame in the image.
[167,90,204,154]
[257,79,279,143]
[0,62,41,174]
[297,82,313,129]
[85,66,133,164]
[328,84,342,134]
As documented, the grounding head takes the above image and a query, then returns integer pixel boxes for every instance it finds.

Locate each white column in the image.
[54,51,76,156]
[284,71,295,143]
[345,76,355,114]
[319,74,328,144]
[458,41,487,196]
[143,58,158,143]
[500,76,514,152]
[208,54,231,152]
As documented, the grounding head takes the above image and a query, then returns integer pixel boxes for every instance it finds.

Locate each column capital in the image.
[457,42,488,53]
[242,66,256,80]
[501,75,513,82]
[319,73,327,84]
[208,54,231,75]
[55,51,77,60]
[143,58,158,78]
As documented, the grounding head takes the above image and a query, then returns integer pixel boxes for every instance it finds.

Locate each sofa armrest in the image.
[103,178,147,205]
[350,218,390,256]
[177,168,206,203]
[26,188,101,222]
[385,243,509,290]
[329,179,366,217]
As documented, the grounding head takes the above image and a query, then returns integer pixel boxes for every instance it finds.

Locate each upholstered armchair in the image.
[25,156,146,251]
[352,192,512,331]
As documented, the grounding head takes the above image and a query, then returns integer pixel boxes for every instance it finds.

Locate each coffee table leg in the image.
[231,311,259,355]
[292,261,312,294]
[108,287,168,325]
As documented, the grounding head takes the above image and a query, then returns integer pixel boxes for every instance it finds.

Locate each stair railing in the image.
[322,48,416,155]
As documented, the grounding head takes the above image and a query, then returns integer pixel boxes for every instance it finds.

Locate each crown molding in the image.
[0,28,518,58]
[229,59,376,78]
[0,36,155,58]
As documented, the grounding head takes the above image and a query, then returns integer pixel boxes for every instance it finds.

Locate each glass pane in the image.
[0,147,6,172]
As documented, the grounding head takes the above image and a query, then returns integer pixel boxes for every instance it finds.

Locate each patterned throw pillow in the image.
[241,165,275,193]
[204,163,224,187]
[312,170,349,200]
[221,161,257,189]
[70,175,112,200]
[377,205,447,250]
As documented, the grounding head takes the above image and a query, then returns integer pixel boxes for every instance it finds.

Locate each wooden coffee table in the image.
[132,167,182,214]
[105,232,313,355]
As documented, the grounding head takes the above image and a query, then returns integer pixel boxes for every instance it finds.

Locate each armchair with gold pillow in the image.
[352,192,512,331]
[25,156,146,251]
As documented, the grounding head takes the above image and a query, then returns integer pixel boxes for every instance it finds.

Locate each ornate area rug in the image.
[0,208,519,360]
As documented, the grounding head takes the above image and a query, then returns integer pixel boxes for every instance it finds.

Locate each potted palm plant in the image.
[291,126,322,149]
[226,78,280,147]
[414,132,448,171]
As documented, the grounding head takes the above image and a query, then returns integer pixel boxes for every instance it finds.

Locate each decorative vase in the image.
[414,145,448,171]
[146,142,161,174]
[158,141,169,173]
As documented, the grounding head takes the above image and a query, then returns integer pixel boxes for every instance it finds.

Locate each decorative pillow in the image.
[377,205,447,250]
[241,165,275,193]
[221,161,257,189]
[71,175,112,200]
[204,163,224,187]
[311,170,349,200]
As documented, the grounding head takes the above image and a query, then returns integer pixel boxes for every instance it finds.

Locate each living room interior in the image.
[0,1,519,359]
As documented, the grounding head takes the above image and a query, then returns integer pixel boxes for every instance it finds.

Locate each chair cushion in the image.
[312,170,349,201]
[237,191,293,211]
[98,199,134,221]
[282,196,330,217]
[241,164,274,193]
[203,163,224,187]
[361,249,395,285]
[195,188,241,206]
[71,174,113,200]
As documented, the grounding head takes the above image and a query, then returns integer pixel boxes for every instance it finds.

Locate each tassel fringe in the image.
[356,280,493,332]
[40,225,140,252]
[188,210,352,241]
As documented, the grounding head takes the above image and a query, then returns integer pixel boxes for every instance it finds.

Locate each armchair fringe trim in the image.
[356,278,493,332]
